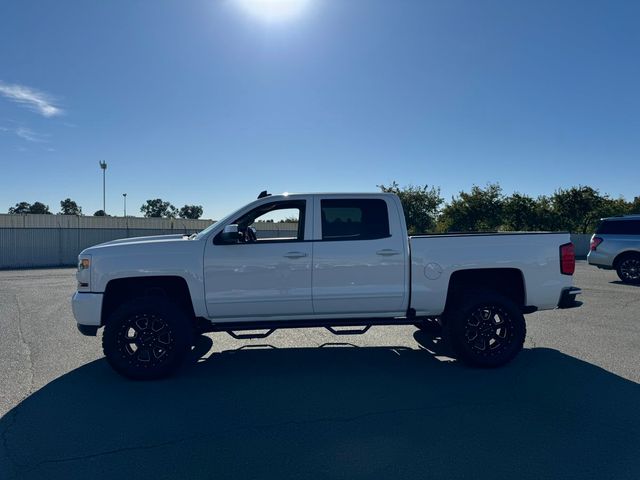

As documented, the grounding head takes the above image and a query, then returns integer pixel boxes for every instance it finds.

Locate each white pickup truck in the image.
[72,192,581,379]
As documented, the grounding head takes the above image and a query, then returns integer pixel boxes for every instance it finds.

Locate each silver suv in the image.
[588,215,640,284]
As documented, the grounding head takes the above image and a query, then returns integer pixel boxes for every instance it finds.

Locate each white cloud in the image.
[0,125,48,142]
[15,127,46,142]
[0,82,63,117]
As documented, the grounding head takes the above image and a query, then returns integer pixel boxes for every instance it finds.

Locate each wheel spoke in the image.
[151,318,166,332]
[135,316,149,331]
[156,332,171,346]
[468,311,482,327]
[473,337,487,351]
[125,327,138,341]
[152,346,167,360]
[466,329,478,342]
[137,348,151,362]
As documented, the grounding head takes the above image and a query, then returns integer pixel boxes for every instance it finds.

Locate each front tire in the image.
[616,254,640,284]
[102,297,193,380]
[444,294,526,368]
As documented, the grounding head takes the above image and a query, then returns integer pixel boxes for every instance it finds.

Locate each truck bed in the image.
[409,232,573,315]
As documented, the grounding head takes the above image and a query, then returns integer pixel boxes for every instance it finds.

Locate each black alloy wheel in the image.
[464,305,512,356]
[617,256,640,284]
[117,313,174,369]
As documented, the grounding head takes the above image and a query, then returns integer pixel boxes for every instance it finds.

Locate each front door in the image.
[203,199,313,319]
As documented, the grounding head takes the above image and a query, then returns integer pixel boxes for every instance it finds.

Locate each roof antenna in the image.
[257,190,271,199]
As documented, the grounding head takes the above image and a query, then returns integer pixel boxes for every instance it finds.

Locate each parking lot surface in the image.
[1,262,639,479]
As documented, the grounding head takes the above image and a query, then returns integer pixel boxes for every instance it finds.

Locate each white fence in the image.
[0,214,213,230]
[0,215,300,269]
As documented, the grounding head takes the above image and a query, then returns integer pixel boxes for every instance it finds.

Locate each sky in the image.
[0,0,638,219]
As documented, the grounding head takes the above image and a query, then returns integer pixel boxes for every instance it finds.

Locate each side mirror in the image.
[219,224,240,244]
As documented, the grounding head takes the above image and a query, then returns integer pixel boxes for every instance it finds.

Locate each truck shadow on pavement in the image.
[610,280,640,287]
[1,332,639,480]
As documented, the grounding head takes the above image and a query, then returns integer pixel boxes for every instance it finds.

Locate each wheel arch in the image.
[444,268,527,313]
[101,275,196,326]
[612,250,640,269]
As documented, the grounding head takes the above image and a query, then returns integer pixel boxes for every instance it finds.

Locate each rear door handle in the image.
[283,251,308,259]
[376,249,401,256]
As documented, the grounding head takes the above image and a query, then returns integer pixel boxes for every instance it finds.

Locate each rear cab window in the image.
[320,199,390,241]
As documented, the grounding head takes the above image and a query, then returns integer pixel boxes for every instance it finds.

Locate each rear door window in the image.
[321,199,390,241]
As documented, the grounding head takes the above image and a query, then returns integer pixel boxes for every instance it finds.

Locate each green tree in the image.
[29,202,51,214]
[60,198,82,215]
[631,197,640,214]
[93,210,107,216]
[178,205,203,219]
[598,197,633,218]
[550,186,608,233]
[141,199,177,218]
[378,182,443,234]
[501,193,538,231]
[533,195,562,231]
[438,183,504,232]
[8,202,31,214]
[8,201,52,215]
[501,193,562,231]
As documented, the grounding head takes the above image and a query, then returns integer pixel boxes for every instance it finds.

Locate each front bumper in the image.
[558,287,582,309]
[72,292,103,336]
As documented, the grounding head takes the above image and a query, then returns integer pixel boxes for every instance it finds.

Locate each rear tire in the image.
[102,297,193,380]
[444,293,526,368]
[616,253,640,284]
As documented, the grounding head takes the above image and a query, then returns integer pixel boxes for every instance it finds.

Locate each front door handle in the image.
[376,249,401,256]
[283,251,307,259]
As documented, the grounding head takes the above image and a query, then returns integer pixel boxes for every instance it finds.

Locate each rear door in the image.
[311,196,408,315]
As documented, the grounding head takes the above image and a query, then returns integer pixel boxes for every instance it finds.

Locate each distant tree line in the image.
[7,185,639,231]
[6,198,205,219]
[379,182,640,234]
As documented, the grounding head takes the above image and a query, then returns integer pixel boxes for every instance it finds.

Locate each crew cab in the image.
[72,192,581,379]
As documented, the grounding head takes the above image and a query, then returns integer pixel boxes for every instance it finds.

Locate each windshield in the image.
[193,211,231,240]
[193,200,259,240]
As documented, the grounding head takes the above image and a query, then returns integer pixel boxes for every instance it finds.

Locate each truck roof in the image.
[259,192,397,201]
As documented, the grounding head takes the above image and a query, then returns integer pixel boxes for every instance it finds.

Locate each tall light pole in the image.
[99,161,107,213]
[123,193,127,217]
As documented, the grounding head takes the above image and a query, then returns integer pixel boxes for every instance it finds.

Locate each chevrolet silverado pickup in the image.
[72,192,581,379]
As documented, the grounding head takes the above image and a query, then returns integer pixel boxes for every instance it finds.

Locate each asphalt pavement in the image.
[1,262,639,479]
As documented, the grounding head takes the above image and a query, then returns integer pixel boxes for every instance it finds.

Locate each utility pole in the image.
[123,193,127,217]
[99,161,107,213]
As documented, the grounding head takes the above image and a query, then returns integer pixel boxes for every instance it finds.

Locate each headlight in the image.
[77,255,92,290]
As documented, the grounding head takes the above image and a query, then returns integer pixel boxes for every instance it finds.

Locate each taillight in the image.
[590,236,603,251]
[560,242,575,275]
